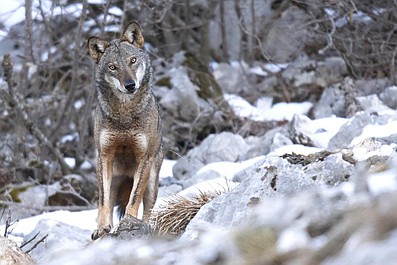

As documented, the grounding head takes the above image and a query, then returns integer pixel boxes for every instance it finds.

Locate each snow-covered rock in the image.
[24,219,91,262]
[173,132,249,179]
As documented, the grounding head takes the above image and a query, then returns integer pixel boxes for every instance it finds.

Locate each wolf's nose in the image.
[124,79,136,92]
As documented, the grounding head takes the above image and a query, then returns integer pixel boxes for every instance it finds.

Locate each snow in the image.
[350,121,397,146]
[367,168,397,195]
[195,156,265,180]
[177,178,237,199]
[1,210,97,244]
[0,1,83,40]
[64,157,76,168]
[160,159,177,178]
[1,3,397,259]
[0,1,24,30]
[224,94,313,122]
[60,133,79,143]
[4,98,396,243]
[73,99,85,110]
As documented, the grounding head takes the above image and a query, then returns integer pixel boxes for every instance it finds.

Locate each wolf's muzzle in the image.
[124,79,136,93]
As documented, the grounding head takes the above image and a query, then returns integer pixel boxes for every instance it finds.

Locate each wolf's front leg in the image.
[92,156,116,240]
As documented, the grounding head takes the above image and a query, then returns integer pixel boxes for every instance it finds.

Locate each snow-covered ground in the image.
[2,97,397,246]
[2,3,397,264]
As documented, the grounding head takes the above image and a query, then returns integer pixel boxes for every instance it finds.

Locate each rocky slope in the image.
[2,54,397,264]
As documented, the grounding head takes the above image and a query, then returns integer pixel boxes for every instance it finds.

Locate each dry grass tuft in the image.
[151,191,220,237]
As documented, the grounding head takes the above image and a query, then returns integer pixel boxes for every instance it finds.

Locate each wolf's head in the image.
[87,21,150,95]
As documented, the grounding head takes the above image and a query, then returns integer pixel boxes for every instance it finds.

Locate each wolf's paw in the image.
[91,225,111,240]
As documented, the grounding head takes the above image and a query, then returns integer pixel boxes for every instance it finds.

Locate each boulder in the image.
[23,219,91,262]
[212,63,250,94]
[328,113,373,150]
[173,132,249,179]
[312,84,346,119]
[379,86,397,109]
[186,151,353,230]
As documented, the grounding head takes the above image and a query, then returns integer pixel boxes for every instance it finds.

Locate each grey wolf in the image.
[87,21,164,240]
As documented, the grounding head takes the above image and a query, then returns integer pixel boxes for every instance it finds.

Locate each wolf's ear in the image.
[87,37,110,63]
[121,21,144,49]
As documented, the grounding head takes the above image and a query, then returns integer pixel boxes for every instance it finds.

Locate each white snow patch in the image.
[196,156,265,180]
[61,133,79,143]
[225,94,312,122]
[353,143,396,162]
[159,159,177,179]
[301,116,348,148]
[80,160,93,170]
[64,157,76,168]
[0,1,25,29]
[1,210,97,239]
[74,99,85,110]
[108,6,123,16]
[350,121,397,146]
[177,178,237,199]
[367,169,397,195]
[277,227,310,253]
[264,63,288,73]
[249,66,269,76]
[335,10,372,28]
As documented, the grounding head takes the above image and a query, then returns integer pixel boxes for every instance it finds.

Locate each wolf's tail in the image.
[116,177,134,219]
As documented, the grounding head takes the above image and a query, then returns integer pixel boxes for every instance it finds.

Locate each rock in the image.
[103,215,151,241]
[160,67,212,122]
[282,57,347,88]
[158,176,183,198]
[289,114,316,146]
[379,86,397,109]
[324,231,397,265]
[24,219,91,262]
[328,113,373,150]
[173,132,249,179]
[212,63,249,94]
[263,7,313,62]
[269,132,294,152]
[186,151,353,231]
[354,78,391,97]
[356,94,394,114]
[312,84,346,119]
[181,170,222,190]
[0,236,33,265]
[244,127,291,159]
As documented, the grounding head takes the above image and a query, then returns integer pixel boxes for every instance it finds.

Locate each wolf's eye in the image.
[130,57,137,64]
[108,64,116,70]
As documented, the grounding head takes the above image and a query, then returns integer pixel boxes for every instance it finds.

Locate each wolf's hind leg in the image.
[142,164,160,221]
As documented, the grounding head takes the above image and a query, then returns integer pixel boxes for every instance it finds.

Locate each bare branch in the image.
[319,16,336,55]
[25,233,48,254]
[1,54,72,174]
[20,231,40,249]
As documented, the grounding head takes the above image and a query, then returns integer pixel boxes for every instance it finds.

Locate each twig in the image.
[25,234,48,254]
[20,231,40,249]
[319,16,336,55]
[3,210,19,237]
[0,208,5,222]
[1,54,72,174]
